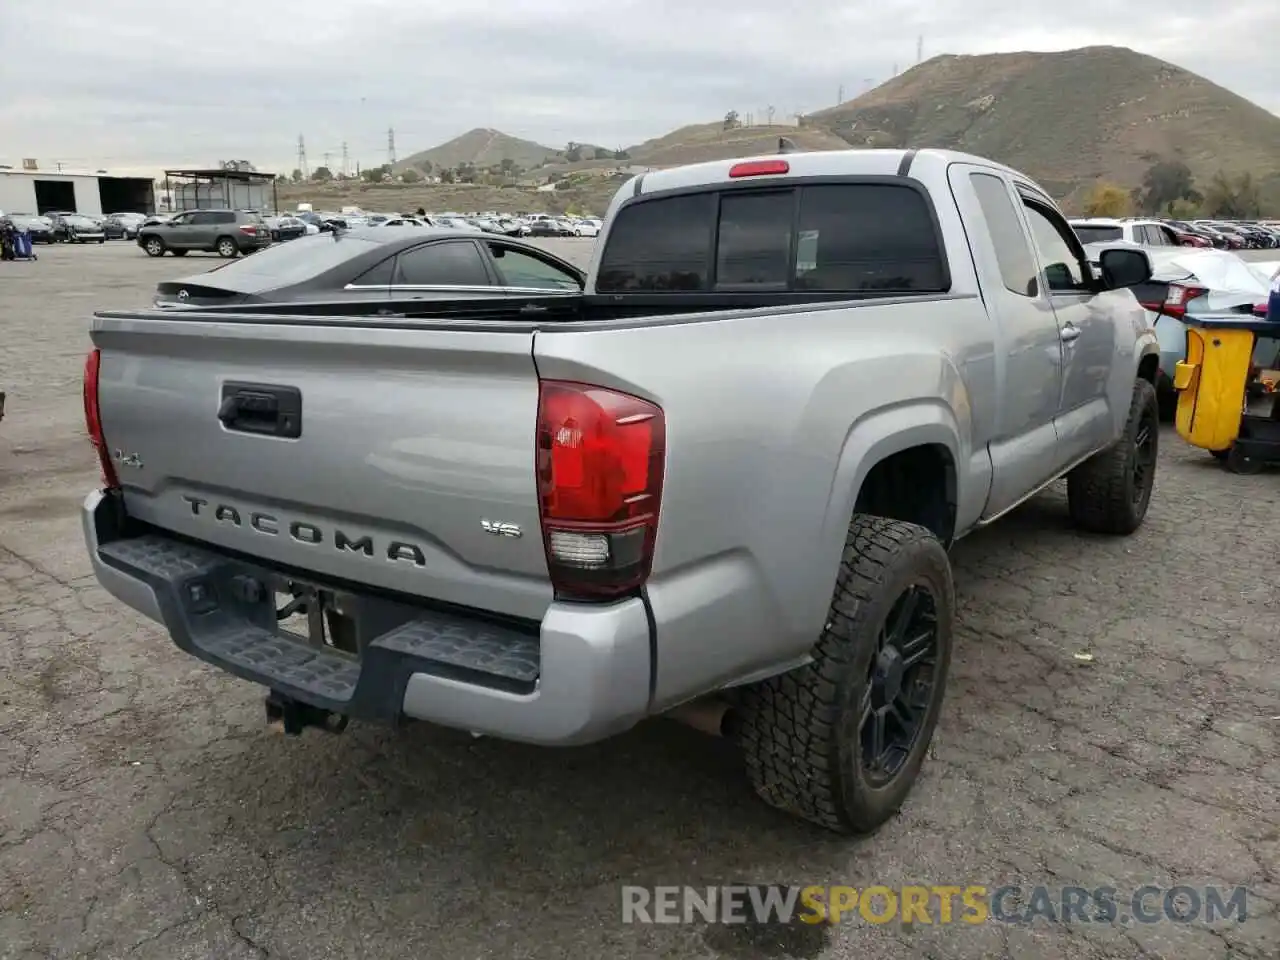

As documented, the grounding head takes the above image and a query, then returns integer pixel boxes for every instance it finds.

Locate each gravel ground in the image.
[1,241,1277,960]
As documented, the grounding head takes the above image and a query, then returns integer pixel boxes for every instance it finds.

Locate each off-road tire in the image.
[215,237,239,258]
[736,515,954,834]
[143,237,166,257]
[1067,377,1158,535]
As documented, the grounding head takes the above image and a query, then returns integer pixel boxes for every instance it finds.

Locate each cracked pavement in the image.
[1,242,1278,960]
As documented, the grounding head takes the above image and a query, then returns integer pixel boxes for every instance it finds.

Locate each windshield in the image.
[1072,225,1123,244]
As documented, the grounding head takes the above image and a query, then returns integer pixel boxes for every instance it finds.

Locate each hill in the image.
[395,128,563,173]
[805,46,1280,208]
[626,121,851,166]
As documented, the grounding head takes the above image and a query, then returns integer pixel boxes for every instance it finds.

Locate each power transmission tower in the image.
[387,127,396,167]
[917,35,923,64]
[323,151,332,173]
[766,105,775,125]
[296,135,308,179]
[341,142,349,178]
[837,84,844,104]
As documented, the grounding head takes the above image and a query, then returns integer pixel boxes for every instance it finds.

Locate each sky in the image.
[1,0,1277,179]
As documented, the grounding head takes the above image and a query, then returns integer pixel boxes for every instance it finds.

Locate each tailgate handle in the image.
[218,382,302,438]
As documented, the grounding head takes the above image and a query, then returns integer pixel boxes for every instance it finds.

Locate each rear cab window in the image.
[595,181,949,296]
[1071,224,1124,244]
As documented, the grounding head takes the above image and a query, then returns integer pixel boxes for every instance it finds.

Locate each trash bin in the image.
[1174,315,1280,472]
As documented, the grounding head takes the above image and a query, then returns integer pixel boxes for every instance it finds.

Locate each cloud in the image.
[0,0,1276,176]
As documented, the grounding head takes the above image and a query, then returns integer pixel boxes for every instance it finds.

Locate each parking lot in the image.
[1,241,1278,960]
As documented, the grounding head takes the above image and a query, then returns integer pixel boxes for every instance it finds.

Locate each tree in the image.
[400,168,422,183]
[1083,181,1132,218]
[500,157,515,174]
[614,148,630,160]
[593,147,614,160]
[1138,160,1199,214]
[290,168,302,183]
[1202,170,1263,219]
[456,161,476,183]
[361,165,389,183]
[1167,197,1201,220]
[724,110,741,130]
[564,142,583,162]
[439,168,456,184]
[311,166,332,181]
[418,160,433,175]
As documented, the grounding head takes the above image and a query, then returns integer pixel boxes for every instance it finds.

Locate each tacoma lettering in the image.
[179,495,425,566]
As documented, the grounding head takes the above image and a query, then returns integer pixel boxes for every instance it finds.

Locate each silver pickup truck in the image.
[82,148,1162,834]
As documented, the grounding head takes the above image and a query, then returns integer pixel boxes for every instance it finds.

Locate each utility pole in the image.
[837,84,844,104]
[892,63,898,77]
[387,127,396,167]
[341,142,349,178]
[297,134,308,179]
[917,35,923,64]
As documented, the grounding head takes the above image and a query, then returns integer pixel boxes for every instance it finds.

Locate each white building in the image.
[0,168,155,216]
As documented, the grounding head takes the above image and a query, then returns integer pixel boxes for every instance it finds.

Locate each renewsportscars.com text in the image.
[621,884,1250,926]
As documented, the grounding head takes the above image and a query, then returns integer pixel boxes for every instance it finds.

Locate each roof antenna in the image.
[778,137,798,154]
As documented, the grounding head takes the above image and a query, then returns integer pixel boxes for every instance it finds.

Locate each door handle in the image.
[519,304,548,315]
[1060,323,1081,342]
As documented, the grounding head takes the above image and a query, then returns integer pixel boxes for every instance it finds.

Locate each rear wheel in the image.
[1067,377,1159,535]
[737,515,954,834]
[143,237,166,257]
[215,237,238,258]
[1225,445,1263,475]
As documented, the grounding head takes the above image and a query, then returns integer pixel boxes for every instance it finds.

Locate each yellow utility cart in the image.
[1173,316,1280,474]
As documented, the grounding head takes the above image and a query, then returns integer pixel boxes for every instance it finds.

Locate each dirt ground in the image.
[1,242,1277,960]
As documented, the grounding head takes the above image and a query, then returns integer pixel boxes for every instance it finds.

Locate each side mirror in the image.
[1098,247,1152,289]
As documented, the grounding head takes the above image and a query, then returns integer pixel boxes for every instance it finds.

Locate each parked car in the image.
[1069,217,1185,247]
[81,147,1161,836]
[263,216,307,242]
[56,214,106,243]
[529,218,572,237]
[150,228,585,308]
[571,218,601,237]
[1,213,55,243]
[103,212,148,240]
[137,209,270,258]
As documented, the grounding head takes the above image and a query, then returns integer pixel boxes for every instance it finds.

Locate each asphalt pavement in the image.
[1,241,1278,960]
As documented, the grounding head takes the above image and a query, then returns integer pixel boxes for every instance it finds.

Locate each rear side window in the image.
[596,183,946,294]
[393,240,490,286]
[970,173,1038,297]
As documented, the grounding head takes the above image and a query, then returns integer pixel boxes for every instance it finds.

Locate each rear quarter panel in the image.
[533,295,995,707]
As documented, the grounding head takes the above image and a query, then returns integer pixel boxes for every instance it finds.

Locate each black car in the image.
[529,218,573,238]
[152,228,585,308]
[1,214,56,243]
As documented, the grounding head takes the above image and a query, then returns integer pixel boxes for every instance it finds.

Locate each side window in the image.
[596,193,715,292]
[189,212,215,225]
[392,241,491,287]
[169,212,192,225]
[716,191,793,288]
[969,173,1038,297]
[351,256,395,286]
[793,184,948,292]
[214,211,237,224]
[1021,202,1090,293]
[488,245,581,290]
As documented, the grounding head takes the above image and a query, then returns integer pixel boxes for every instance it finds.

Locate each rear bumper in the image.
[82,490,652,745]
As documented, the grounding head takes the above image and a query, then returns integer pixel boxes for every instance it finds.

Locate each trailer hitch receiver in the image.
[265,691,349,735]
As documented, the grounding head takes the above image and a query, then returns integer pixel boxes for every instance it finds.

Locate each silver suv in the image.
[137,209,271,258]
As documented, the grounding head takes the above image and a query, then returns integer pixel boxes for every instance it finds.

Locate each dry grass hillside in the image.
[806,46,1280,207]
[394,128,563,173]
[626,121,851,166]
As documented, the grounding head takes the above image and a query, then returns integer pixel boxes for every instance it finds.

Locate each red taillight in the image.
[1161,283,1209,319]
[239,224,258,235]
[728,160,789,178]
[536,380,665,599]
[82,348,120,489]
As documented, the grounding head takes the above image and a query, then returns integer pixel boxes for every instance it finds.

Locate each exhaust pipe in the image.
[667,698,741,740]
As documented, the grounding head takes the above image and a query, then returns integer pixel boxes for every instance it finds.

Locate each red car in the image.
[1171,230,1210,247]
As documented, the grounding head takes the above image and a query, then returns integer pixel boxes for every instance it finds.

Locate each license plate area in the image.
[274,581,360,657]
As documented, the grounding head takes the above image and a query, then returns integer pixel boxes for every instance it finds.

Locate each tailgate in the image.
[92,312,551,620]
